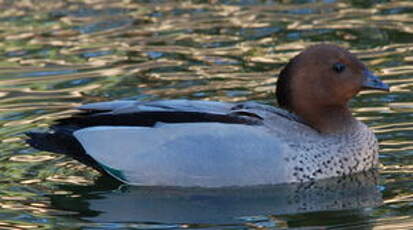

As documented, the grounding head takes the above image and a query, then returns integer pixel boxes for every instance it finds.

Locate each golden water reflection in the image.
[0,0,412,229]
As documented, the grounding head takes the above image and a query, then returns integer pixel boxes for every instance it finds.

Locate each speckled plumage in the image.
[268,118,378,183]
[223,102,380,184]
[233,102,379,183]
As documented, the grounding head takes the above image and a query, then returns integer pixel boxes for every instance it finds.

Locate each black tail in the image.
[25,128,108,176]
[26,130,84,155]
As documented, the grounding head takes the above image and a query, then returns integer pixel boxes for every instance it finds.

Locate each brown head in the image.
[276,44,389,133]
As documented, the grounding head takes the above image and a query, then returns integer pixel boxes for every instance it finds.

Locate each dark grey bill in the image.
[362,71,390,91]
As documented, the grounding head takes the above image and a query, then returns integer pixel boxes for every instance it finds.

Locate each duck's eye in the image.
[333,62,346,73]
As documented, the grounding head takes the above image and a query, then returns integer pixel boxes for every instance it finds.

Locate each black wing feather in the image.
[25,107,261,175]
[56,111,259,128]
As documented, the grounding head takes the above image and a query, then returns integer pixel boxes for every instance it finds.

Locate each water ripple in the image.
[0,0,412,229]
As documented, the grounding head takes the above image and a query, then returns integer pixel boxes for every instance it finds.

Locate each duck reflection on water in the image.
[51,170,381,225]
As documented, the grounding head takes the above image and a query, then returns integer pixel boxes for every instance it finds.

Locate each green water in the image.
[0,0,412,229]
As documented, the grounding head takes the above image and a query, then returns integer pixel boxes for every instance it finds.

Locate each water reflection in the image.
[51,171,381,227]
[0,0,412,229]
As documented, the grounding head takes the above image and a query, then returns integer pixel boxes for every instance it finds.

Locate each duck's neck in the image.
[295,105,357,134]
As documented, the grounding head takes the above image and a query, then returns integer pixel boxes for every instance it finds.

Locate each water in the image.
[0,0,412,229]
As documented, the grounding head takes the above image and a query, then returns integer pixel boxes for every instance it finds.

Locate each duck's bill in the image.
[362,71,390,91]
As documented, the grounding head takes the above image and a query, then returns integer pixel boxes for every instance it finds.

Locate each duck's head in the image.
[276,44,389,133]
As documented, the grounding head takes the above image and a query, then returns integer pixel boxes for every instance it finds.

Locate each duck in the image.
[26,44,389,188]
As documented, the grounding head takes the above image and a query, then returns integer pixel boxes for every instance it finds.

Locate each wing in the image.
[56,99,264,128]
[26,99,300,184]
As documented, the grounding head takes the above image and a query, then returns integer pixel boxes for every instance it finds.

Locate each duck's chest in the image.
[281,127,379,183]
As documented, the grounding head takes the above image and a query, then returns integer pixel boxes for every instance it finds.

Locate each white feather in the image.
[74,123,290,187]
